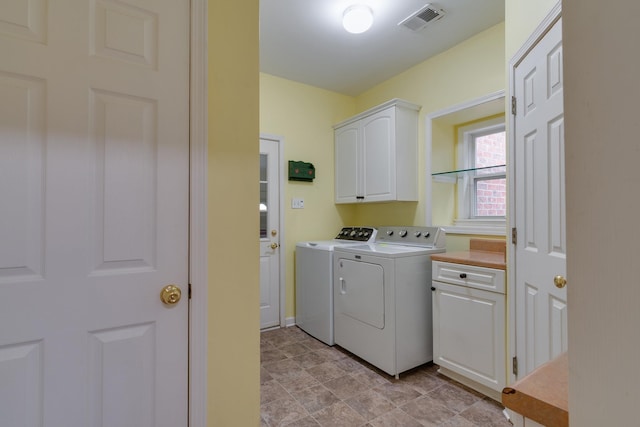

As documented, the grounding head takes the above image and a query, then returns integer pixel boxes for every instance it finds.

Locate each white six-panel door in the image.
[514,17,567,377]
[0,0,190,425]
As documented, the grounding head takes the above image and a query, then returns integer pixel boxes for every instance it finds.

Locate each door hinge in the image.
[188,283,192,299]
[511,96,517,115]
[512,356,519,376]
[511,227,517,245]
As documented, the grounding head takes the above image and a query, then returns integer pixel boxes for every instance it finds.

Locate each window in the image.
[456,117,506,225]
[259,153,268,238]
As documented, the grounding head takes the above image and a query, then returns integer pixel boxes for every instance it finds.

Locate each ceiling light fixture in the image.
[342,5,374,34]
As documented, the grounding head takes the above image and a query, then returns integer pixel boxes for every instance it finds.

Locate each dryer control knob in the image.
[423,232,430,238]
[399,230,408,237]
[386,230,394,236]
[414,231,422,237]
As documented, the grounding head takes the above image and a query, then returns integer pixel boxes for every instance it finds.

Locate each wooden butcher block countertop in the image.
[431,238,506,270]
[502,352,569,427]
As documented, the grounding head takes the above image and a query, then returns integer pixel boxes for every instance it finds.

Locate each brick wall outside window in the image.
[474,132,506,217]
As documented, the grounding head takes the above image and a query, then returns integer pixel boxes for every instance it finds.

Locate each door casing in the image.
[507,1,563,385]
[260,133,286,328]
[189,1,208,426]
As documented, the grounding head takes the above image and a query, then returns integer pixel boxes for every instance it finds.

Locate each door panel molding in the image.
[0,72,45,282]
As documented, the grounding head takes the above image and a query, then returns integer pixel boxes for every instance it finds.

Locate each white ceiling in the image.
[260,0,505,96]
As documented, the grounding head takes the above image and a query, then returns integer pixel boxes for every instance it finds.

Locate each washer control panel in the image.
[335,227,377,242]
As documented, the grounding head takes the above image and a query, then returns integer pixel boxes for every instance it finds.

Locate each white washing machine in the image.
[332,226,445,377]
[295,227,376,345]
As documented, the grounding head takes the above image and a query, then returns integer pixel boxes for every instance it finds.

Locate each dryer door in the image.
[335,258,385,329]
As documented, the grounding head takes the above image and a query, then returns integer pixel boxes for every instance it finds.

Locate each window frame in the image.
[455,117,506,227]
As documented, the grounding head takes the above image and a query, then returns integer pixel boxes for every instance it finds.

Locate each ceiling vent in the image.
[398,4,446,31]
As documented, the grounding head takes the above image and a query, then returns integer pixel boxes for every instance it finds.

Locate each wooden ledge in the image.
[502,352,568,427]
[431,250,506,270]
[469,238,506,254]
[431,238,507,270]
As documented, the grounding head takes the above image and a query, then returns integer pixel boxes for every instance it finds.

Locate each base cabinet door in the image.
[505,409,546,427]
[433,281,506,392]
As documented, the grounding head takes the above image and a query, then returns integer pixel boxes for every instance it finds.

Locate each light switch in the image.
[292,198,304,209]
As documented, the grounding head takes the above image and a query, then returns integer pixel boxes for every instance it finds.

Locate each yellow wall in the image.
[352,23,506,230]
[505,0,558,58]
[431,119,457,226]
[260,74,358,319]
[208,1,260,425]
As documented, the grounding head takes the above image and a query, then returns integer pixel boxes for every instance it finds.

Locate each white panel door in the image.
[0,0,190,426]
[514,17,567,377]
[260,137,281,329]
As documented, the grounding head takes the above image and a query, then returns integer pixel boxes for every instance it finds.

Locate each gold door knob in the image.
[554,275,567,289]
[270,243,279,250]
[160,285,182,305]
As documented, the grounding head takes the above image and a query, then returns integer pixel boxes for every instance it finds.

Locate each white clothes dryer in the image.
[295,227,376,345]
[332,226,445,377]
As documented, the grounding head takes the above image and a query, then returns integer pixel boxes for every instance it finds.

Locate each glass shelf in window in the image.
[431,164,506,183]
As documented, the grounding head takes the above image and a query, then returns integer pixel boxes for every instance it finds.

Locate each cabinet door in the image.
[335,124,360,203]
[362,108,396,202]
[433,281,506,391]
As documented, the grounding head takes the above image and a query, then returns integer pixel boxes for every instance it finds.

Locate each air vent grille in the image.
[398,4,446,32]
[418,8,440,23]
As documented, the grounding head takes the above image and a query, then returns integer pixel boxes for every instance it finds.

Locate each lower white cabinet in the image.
[505,409,545,427]
[432,261,506,397]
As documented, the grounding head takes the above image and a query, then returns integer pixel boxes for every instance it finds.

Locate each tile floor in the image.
[261,326,512,427]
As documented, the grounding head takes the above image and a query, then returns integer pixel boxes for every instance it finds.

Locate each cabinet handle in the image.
[459,273,467,279]
[356,196,365,200]
[431,286,436,291]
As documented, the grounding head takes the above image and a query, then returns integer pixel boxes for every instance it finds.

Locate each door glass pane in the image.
[260,154,268,238]
[260,153,267,181]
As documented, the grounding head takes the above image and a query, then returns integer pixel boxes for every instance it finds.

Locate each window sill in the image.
[442,219,507,236]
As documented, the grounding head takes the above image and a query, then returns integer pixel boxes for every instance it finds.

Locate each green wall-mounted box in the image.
[288,161,315,182]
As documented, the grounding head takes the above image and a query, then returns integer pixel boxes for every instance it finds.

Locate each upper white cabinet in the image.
[334,99,420,203]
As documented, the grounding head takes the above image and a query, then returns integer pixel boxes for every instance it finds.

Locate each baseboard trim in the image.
[437,366,502,402]
[285,317,296,327]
